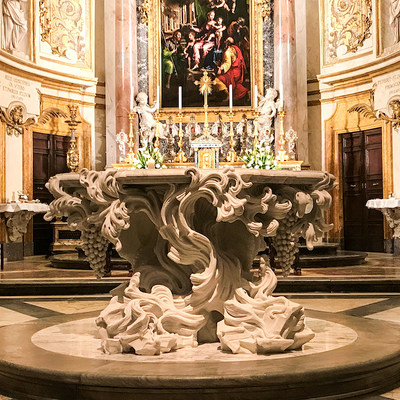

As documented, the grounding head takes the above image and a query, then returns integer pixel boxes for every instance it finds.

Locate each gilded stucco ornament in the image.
[327,0,372,59]
[348,90,400,132]
[39,0,89,63]
[255,0,272,20]
[139,0,152,25]
[0,103,67,136]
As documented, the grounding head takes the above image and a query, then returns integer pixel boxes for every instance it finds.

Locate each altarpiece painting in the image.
[147,0,264,112]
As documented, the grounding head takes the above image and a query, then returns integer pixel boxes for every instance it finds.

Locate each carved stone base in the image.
[45,167,335,355]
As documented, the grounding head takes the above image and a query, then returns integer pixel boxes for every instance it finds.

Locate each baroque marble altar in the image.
[45,167,335,356]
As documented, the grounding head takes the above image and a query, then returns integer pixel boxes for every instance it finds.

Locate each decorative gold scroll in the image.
[39,0,92,66]
[327,0,372,59]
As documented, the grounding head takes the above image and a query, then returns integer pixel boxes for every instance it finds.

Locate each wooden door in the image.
[341,128,384,252]
[33,132,70,255]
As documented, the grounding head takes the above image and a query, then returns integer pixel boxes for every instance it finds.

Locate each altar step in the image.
[1,276,399,296]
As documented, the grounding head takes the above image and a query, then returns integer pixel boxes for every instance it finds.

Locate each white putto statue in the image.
[257,88,279,143]
[133,92,165,146]
[257,88,279,128]
[2,0,28,51]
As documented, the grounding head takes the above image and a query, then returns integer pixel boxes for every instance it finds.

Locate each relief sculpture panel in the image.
[39,0,92,67]
[1,0,31,58]
[323,0,373,64]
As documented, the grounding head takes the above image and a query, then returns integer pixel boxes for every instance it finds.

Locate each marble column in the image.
[274,0,297,135]
[115,0,139,157]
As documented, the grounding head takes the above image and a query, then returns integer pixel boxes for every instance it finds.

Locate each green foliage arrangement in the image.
[241,141,280,170]
[132,145,165,169]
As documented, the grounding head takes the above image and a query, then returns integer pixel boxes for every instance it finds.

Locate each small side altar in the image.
[366,198,400,255]
[45,167,334,355]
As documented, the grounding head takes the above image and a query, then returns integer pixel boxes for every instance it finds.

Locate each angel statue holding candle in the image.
[133,92,165,147]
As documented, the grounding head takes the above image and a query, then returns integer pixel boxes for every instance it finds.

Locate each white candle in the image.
[130,85,135,110]
[229,85,233,110]
[178,86,182,110]
[279,97,284,110]
[156,85,160,109]
[254,85,258,109]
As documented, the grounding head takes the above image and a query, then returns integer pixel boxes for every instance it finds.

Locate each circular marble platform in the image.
[0,310,400,400]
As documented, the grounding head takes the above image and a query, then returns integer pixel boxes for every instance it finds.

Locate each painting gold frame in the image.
[147,0,264,120]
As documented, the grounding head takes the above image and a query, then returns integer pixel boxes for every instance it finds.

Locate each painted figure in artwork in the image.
[2,0,28,51]
[214,37,248,101]
[161,0,251,108]
[390,0,400,43]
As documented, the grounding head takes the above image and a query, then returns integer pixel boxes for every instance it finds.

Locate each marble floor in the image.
[1,252,400,281]
[1,253,400,399]
[0,293,399,399]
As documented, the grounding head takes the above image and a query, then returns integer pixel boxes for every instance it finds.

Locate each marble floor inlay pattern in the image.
[31,317,358,362]
[0,293,400,398]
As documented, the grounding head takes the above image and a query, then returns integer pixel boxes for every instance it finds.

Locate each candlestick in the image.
[173,112,187,163]
[65,104,81,172]
[125,110,137,164]
[226,111,237,162]
[178,86,182,110]
[254,85,258,109]
[276,107,288,162]
[229,85,233,110]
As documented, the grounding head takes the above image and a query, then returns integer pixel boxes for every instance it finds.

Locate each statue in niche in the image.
[390,0,400,43]
[2,0,28,51]
[133,92,165,147]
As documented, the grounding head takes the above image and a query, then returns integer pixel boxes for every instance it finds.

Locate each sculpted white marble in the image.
[45,168,335,355]
[133,92,165,146]
[2,0,28,51]
[0,202,49,242]
[366,198,400,239]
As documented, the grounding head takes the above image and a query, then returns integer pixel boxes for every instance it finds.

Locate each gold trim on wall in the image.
[324,92,393,240]
[148,0,264,116]
[320,0,374,67]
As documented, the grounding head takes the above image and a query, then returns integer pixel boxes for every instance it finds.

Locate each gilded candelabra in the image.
[174,112,187,163]
[226,111,237,162]
[276,107,288,162]
[125,111,136,164]
[65,104,81,172]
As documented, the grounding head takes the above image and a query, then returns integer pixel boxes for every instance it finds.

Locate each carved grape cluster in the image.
[272,209,299,276]
[81,225,109,278]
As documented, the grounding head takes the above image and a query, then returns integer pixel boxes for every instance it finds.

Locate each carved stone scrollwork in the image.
[327,0,372,59]
[382,209,400,239]
[45,168,335,355]
[4,211,35,242]
[0,102,35,136]
[348,90,400,132]
[0,103,68,137]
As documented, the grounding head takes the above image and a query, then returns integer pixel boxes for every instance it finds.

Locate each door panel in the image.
[341,129,384,252]
[33,132,70,255]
